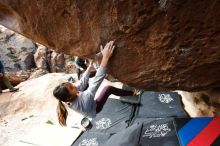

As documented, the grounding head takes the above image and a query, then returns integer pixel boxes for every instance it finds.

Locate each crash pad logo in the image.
[143,123,171,138]
[95,118,111,130]
[79,138,98,146]
[158,94,174,103]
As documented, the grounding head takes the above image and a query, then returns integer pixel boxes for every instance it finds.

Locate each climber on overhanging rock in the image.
[53,41,141,126]
[0,60,19,93]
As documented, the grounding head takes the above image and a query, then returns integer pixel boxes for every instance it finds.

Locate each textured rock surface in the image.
[0,73,26,90]
[34,44,66,73]
[34,45,48,70]
[0,25,36,72]
[0,73,75,146]
[178,88,220,117]
[28,68,49,79]
[0,0,220,91]
[50,51,65,72]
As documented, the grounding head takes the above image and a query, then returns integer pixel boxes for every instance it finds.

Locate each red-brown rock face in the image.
[0,74,25,90]
[0,0,220,91]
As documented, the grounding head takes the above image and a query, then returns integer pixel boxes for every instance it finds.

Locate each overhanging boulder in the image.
[0,0,220,91]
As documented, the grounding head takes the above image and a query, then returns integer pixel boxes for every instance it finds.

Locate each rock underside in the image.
[0,0,220,91]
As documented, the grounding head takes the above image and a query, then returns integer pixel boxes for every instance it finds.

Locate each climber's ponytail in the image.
[57,100,68,126]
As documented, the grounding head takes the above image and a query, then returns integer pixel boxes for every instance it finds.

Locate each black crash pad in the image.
[98,98,134,115]
[89,98,135,134]
[137,118,180,146]
[137,92,188,118]
[104,122,142,146]
[72,132,111,146]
